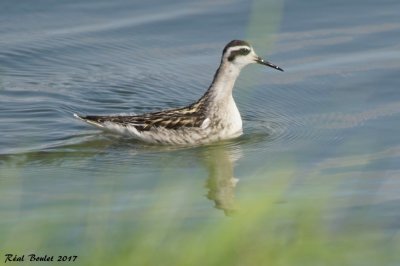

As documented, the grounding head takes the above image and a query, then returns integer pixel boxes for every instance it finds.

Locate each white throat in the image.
[207,62,242,102]
[203,61,243,137]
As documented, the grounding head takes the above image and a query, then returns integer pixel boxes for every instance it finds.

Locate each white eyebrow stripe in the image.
[226,45,251,54]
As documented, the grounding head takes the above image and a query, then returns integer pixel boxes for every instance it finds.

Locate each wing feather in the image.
[75,106,207,131]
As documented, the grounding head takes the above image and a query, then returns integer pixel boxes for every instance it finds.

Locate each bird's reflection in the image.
[201,144,242,216]
[14,133,244,216]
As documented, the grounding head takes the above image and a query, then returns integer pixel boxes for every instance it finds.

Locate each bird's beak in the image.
[255,56,284,72]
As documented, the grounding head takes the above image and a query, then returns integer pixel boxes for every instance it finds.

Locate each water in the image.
[1,0,400,265]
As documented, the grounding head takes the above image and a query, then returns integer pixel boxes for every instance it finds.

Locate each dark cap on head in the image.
[222,40,250,54]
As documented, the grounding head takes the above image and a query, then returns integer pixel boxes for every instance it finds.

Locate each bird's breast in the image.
[226,98,243,134]
[208,96,242,138]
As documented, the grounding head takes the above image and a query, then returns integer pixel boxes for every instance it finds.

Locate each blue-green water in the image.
[1,0,400,265]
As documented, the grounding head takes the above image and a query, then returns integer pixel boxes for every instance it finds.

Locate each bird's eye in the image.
[227,48,251,61]
[240,48,250,55]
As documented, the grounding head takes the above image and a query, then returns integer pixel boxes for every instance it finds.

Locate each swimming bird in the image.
[74,40,283,145]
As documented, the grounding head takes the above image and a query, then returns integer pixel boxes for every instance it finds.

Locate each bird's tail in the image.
[73,113,105,128]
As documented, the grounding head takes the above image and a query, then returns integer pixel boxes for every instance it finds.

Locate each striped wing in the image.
[77,107,207,131]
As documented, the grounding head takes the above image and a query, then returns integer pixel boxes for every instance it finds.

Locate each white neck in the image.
[205,62,242,104]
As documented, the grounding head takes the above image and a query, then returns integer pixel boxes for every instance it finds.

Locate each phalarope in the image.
[74,40,283,145]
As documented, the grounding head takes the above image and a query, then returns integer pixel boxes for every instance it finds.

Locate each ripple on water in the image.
[237,77,353,152]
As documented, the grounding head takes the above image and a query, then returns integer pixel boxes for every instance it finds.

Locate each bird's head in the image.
[221,40,283,72]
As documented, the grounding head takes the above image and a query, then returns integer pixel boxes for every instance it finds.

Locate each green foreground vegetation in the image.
[1,163,398,266]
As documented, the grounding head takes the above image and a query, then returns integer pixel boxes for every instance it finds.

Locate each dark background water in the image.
[1,0,400,264]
